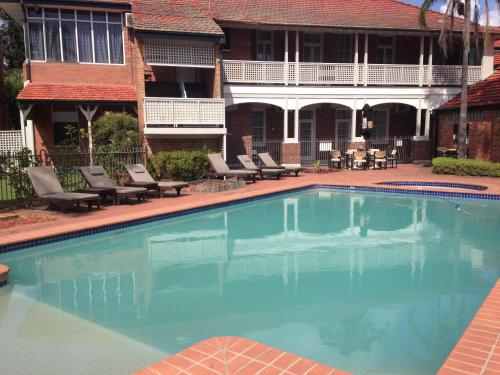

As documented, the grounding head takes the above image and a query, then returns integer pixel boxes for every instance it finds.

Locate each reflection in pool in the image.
[1,189,499,375]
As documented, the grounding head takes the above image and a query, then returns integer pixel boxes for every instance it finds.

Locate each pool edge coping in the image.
[1,182,499,254]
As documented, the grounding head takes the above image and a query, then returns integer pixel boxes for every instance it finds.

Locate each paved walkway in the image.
[134,336,349,375]
[1,164,500,247]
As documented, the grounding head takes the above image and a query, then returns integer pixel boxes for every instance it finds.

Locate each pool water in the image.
[1,189,499,375]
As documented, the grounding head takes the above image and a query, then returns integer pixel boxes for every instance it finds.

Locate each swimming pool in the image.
[1,188,499,374]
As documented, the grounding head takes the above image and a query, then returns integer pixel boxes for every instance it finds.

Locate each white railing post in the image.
[363,33,368,86]
[418,35,424,87]
[428,37,433,87]
[295,30,299,86]
[284,30,289,86]
[354,33,359,86]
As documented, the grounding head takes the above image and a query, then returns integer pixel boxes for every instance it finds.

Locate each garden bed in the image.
[303,167,342,174]
[190,179,247,193]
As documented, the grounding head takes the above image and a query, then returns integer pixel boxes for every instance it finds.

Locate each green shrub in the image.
[432,157,500,177]
[1,148,38,205]
[93,112,139,149]
[149,148,211,181]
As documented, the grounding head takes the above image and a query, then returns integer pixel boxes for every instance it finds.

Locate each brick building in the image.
[438,70,500,162]
[0,0,498,164]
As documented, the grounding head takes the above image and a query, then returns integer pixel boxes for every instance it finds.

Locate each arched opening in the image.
[225,103,285,166]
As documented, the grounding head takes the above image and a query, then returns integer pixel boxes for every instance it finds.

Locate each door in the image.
[336,109,351,151]
[299,110,315,164]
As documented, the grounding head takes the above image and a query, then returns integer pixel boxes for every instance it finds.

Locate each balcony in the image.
[144,98,226,135]
[223,60,482,86]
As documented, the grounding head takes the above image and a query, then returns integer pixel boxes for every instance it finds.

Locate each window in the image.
[376,36,394,64]
[372,110,388,138]
[52,109,79,146]
[336,110,351,139]
[222,28,231,50]
[256,31,273,61]
[303,33,322,62]
[332,34,352,63]
[445,110,483,122]
[27,7,124,64]
[251,111,265,143]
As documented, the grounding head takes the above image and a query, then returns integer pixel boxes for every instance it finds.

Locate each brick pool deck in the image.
[134,337,350,375]
[1,164,500,374]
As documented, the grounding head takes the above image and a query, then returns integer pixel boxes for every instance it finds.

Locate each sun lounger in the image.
[373,150,388,169]
[27,166,101,212]
[80,166,148,205]
[206,153,257,182]
[352,151,367,170]
[237,155,285,180]
[386,149,398,168]
[124,164,189,197]
[330,150,342,169]
[257,153,303,176]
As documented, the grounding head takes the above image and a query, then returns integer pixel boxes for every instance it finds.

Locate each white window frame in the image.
[376,36,395,64]
[256,30,274,61]
[303,33,323,62]
[26,6,125,66]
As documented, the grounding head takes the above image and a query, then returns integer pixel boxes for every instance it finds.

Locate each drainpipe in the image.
[21,0,31,82]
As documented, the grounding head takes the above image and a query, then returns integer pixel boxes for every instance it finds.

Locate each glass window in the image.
[332,34,352,63]
[27,7,124,65]
[303,33,322,62]
[256,31,273,61]
[372,111,388,138]
[376,36,394,64]
[28,21,45,60]
[251,111,265,143]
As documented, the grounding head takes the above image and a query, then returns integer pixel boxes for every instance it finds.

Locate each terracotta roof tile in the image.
[210,0,467,32]
[440,70,500,109]
[17,83,137,102]
[132,0,223,36]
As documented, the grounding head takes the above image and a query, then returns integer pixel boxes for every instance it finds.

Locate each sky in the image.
[402,0,500,25]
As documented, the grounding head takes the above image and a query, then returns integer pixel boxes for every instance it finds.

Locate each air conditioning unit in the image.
[125,13,134,27]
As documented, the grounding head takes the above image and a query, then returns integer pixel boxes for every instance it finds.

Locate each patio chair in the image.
[330,150,342,169]
[373,150,388,169]
[237,155,285,180]
[206,153,257,182]
[436,147,447,157]
[351,151,367,170]
[124,164,188,197]
[79,166,148,205]
[386,149,398,168]
[27,166,101,213]
[258,153,303,176]
[344,149,357,169]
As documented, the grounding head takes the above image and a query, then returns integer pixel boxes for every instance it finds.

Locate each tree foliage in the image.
[92,112,140,149]
[0,9,25,69]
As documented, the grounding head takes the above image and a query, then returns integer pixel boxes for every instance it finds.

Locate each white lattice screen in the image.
[0,130,23,153]
[144,98,225,126]
[144,41,215,67]
[432,66,482,86]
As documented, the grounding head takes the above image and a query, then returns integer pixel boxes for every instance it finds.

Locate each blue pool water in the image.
[1,189,499,374]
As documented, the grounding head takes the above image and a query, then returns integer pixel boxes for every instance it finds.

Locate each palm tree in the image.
[419,0,499,158]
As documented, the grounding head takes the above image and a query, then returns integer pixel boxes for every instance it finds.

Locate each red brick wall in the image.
[226,104,252,163]
[281,142,300,164]
[412,140,432,161]
[468,122,493,161]
[222,28,253,60]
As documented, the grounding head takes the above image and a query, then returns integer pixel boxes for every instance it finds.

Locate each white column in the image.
[424,108,431,139]
[295,30,299,86]
[414,99,422,138]
[18,104,34,153]
[293,98,299,143]
[222,134,227,160]
[284,30,289,86]
[353,33,359,86]
[428,36,433,87]
[363,33,368,86]
[481,37,494,79]
[19,110,26,148]
[78,105,99,154]
[418,35,424,87]
[283,98,289,141]
[351,100,357,141]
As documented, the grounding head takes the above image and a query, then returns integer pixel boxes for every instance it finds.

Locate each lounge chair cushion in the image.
[158,181,189,189]
[40,192,100,201]
[80,166,115,188]
[114,186,147,195]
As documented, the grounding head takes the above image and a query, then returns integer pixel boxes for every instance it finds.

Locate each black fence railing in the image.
[0,148,147,203]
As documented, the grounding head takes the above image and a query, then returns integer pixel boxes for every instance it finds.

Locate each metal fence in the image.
[0,148,147,202]
[250,139,282,165]
[300,136,413,166]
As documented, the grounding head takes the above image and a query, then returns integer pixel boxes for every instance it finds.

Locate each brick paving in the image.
[437,280,500,375]
[133,336,350,375]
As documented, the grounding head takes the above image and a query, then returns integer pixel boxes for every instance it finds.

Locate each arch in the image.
[225,97,286,110]
[298,99,354,110]
[360,99,419,109]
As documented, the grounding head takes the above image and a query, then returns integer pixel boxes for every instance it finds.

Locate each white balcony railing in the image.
[223,60,482,86]
[144,98,225,134]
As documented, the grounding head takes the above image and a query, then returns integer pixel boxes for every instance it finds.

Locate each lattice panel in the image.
[367,65,420,85]
[223,60,286,83]
[432,66,482,86]
[144,98,225,126]
[144,41,215,67]
[0,130,23,153]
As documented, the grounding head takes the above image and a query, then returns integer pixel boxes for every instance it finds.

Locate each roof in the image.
[440,71,500,110]
[210,0,467,32]
[132,0,223,36]
[17,83,137,102]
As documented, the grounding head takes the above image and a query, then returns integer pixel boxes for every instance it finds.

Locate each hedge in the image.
[148,149,212,182]
[432,157,500,177]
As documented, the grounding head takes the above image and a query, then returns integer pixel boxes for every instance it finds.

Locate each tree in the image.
[93,112,139,149]
[0,9,24,69]
[420,0,499,159]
